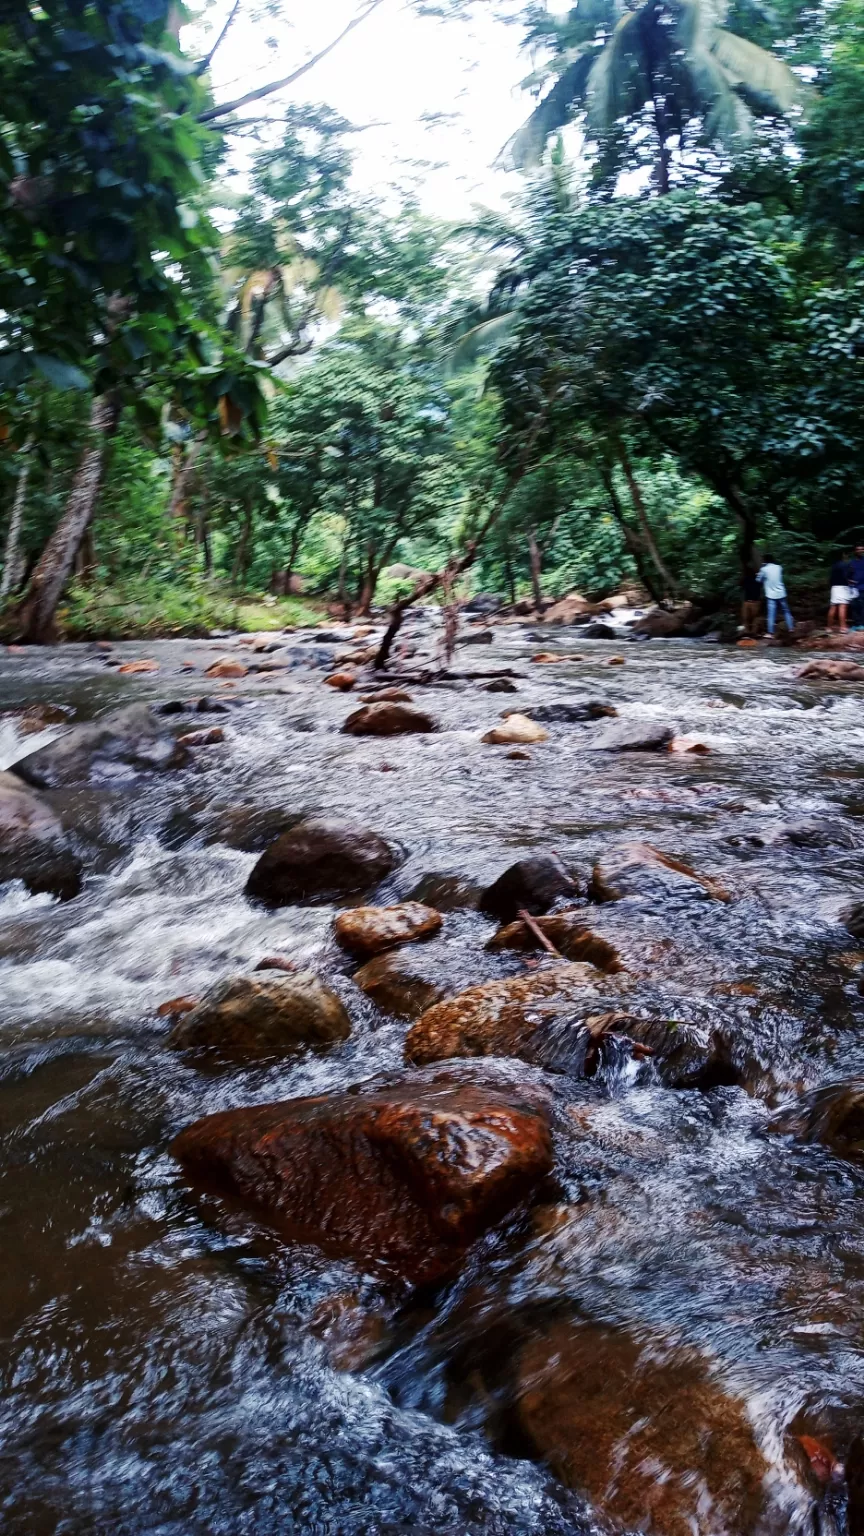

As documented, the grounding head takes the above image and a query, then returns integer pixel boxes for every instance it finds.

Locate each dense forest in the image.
[2,0,864,641]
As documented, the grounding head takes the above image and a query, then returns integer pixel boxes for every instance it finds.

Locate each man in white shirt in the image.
[756,558,794,637]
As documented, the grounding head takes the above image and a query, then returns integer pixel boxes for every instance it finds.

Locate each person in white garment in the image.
[756,557,795,637]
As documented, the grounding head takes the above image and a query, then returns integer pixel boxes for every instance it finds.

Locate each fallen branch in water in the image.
[517,909,564,959]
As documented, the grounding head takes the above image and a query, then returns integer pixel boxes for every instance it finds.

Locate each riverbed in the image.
[2,618,864,1535]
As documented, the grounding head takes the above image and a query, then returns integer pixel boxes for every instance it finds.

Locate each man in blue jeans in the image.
[756,557,794,636]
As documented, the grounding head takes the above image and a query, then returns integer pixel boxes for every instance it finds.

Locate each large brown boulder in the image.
[353,947,451,1018]
[514,1320,769,1536]
[590,841,731,904]
[632,603,695,638]
[0,770,82,900]
[334,901,442,958]
[479,854,576,924]
[170,1068,554,1285]
[342,702,436,736]
[11,704,189,789]
[168,972,350,1066]
[487,913,622,972]
[543,594,592,624]
[245,815,402,906]
[405,963,605,1070]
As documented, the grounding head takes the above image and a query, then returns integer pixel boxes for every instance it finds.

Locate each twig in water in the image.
[517,909,563,959]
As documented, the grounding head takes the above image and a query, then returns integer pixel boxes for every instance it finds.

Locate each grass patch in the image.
[57,579,324,640]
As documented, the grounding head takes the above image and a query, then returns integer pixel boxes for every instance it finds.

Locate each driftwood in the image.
[516,909,564,960]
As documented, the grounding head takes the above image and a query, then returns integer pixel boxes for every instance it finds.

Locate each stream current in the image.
[2,620,864,1535]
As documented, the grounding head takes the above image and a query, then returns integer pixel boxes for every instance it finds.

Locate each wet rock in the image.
[171,1067,553,1285]
[768,1079,864,1161]
[481,715,548,746]
[353,947,451,1018]
[334,901,442,959]
[245,816,402,906]
[408,873,482,911]
[531,651,568,663]
[590,842,731,904]
[479,853,577,924]
[543,594,592,624]
[176,726,224,747]
[168,972,350,1066]
[632,603,695,638]
[460,629,494,645]
[530,701,616,723]
[194,804,303,852]
[797,660,864,680]
[11,704,190,789]
[845,903,864,940]
[2,702,73,734]
[253,956,299,974]
[117,658,159,675]
[205,658,248,679]
[620,1012,734,1088]
[359,688,413,703]
[669,734,711,754]
[579,621,618,639]
[482,679,519,693]
[308,1292,392,1371]
[463,594,503,615]
[405,964,605,1070]
[487,913,622,972]
[513,1320,769,1536]
[589,717,675,751]
[342,702,436,736]
[0,769,82,900]
[156,995,199,1019]
[324,672,357,691]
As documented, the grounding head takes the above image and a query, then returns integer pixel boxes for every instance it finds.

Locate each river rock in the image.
[529,701,616,723]
[543,594,592,624]
[353,947,451,1018]
[797,660,864,680]
[334,901,442,958]
[482,679,519,693]
[342,702,436,736]
[481,715,548,746]
[324,671,357,691]
[245,815,402,906]
[0,769,82,900]
[168,972,350,1065]
[589,717,675,751]
[479,853,577,923]
[170,1067,554,1285]
[632,603,696,639]
[590,842,731,903]
[579,622,618,639]
[359,688,413,703]
[205,658,248,679]
[2,702,73,734]
[768,1079,864,1161]
[513,1320,768,1536]
[845,903,864,939]
[117,658,159,674]
[460,629,494,645]
[405,964,605,1070]
[11,704,190,789]
[409,873,482,911]
[487,913,622,972]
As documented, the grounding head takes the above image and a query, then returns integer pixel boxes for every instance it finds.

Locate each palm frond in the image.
[686,38,755,140]
[445,313,517,375]
[586,10,645,133]
[498,50,595,169]
[709,26,806,114]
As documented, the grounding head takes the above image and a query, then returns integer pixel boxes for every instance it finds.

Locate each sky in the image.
[186,0,560,218]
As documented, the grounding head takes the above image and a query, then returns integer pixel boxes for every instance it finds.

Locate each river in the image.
[2,617,864,1535]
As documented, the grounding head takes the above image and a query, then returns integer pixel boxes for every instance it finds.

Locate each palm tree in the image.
[502,0,805,190]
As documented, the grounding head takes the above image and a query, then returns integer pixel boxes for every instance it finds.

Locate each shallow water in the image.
[3,619,864,1534]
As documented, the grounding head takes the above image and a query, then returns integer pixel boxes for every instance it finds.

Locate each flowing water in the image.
[2,619,864,1535]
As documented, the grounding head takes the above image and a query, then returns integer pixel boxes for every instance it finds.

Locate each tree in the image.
[503,0,804,190]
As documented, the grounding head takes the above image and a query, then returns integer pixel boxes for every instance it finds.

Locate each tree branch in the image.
[198,0,385,123]
[196,0,241,76]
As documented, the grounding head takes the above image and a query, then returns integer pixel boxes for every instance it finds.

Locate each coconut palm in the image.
[502,0,805,189]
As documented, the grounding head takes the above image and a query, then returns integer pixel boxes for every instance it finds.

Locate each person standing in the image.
[756,556,794,637]
[740,567,762,635]
[849,544,864,628]
[829,552,854,633]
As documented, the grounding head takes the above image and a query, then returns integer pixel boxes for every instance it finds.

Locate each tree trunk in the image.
[599,464,663,604]
[616,443,679,597]
[504,545,517,606]
[528,526,544,612]
[9,395,120,643]
[169,435,203,537]
[0,434,34,601]
[230,505,254,588]
[75,525,96,585]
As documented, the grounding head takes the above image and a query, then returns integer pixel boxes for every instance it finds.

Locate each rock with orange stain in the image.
[156,995,199,1019]
[205,658,248,679]
[176,726,225,747]
[589,841,731,903]
[168,972,350,1066]
[171,1067,553,1285]
[117,659,159,675]
[334,900,442,959]
[353,947,451,1019]
[342,702,436,736]
[324,672,357,691]
[669,734,711,754]
[737,637,759,648]
[405,963,607,1070]
[486,913,622,972]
